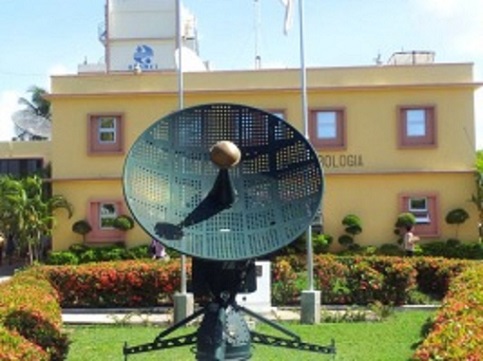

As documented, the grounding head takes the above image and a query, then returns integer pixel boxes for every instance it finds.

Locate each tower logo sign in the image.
[129,45,159,71]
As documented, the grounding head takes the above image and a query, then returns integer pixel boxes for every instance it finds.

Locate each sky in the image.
[1,0,483,148]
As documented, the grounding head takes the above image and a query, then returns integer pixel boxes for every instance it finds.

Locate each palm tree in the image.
[18,86,50,118]
[13,86,51,140]
[0,175,72,264]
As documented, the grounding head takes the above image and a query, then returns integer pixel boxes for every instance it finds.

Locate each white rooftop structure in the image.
[79,0,207,74]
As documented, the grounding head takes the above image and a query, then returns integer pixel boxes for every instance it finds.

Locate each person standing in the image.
[403,225,419,257]
[0,233,5,266]
[150,239,169,261]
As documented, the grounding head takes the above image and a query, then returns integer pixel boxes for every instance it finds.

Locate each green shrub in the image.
[68,243,90,255]
[342,214,362,235]
[395,212,416,228]
[79,248,99,263]
[420,241,483,260]
[112,215,135,231]
[45,251,79,265]
[376,243,404,256]
[313,233,333,254]
[46,244,153,265]
[71,220,92,241]
[394,213,416,239]
[338,234,354,247]
[125,245,151,259]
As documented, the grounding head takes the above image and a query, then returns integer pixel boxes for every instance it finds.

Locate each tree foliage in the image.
[14,86,51,140]
[445,208,469,240]
[0,175,72,264]
[472,150,483,242]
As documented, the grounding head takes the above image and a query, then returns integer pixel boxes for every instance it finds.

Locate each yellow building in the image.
[47,61,480,251]
[0,141,51,176]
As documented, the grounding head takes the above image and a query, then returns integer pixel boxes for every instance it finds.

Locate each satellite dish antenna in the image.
[12,109,52,139]
[122,103,334,360]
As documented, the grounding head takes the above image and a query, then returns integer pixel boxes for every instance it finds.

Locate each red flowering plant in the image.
[344,257,384,305]
[313,255,350,304]
[413,263,483,360]
[411,257,468,299]
[0,326,49,361]
[0,270,68,361]
[271,258,300,305]
[366,257,417,305]
[44,259,191,308]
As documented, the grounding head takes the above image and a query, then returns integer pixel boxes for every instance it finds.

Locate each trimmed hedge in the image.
[42,259,188,308]
[0,256,479,360]
[0,271,69,360]
[273,255,468,306]
[413,263,483,360]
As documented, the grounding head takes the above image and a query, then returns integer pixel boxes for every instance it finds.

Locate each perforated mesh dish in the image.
[123,103,323,260]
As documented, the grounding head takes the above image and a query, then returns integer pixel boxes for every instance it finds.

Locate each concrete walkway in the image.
[61,307,301,325]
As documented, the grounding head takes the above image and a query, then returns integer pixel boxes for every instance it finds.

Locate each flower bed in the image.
[0,255,478,360]
[272,255,468,306]
[413,263,483,360]
[42,259,188,308]
[0,272,68,361]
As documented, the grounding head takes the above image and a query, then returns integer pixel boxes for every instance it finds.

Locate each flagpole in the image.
[297,0,313,292]
[175,0,186,295]
[296,0,320,325]
[254,0,261,69]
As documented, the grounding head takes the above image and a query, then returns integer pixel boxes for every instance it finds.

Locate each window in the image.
[99,203,118,229]
[0,158,43,177]
[400,193,439,237]
[408,197,430,224]
[88,114,124,154]
[309,109,346,149]
[398,106,436,148]
[86,199,125,243]
[98,117,116,143]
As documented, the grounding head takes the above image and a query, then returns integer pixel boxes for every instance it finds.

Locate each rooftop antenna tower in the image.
[254,0,261,69]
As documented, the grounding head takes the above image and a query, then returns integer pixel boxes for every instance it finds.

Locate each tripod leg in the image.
[238,305,300,341]
[154,306,205,342]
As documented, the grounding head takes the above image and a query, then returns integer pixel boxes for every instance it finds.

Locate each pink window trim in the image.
[309,108,347,150]
[85,199,126,243]
[397,105,437,149]
[87,113,125,155]
[398,192,440,238]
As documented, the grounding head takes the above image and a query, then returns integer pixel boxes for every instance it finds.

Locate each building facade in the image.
[47,63,480,251]
[0,141,51,177]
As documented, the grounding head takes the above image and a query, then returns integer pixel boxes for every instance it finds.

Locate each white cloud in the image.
[44,64,74,91]
[411,0,460,18]
[0,91,22,141]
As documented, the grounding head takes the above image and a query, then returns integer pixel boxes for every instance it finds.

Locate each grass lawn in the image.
[65,310,433,361]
